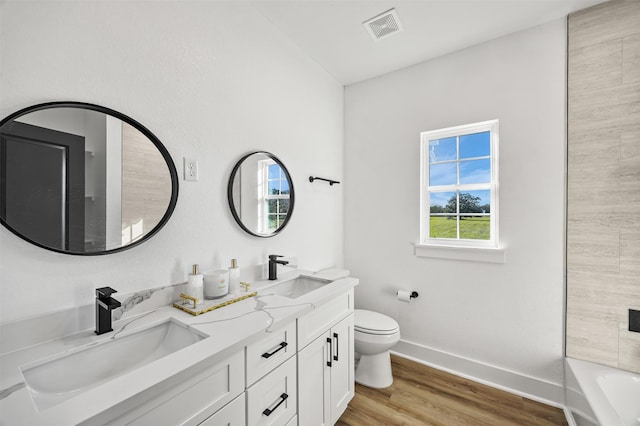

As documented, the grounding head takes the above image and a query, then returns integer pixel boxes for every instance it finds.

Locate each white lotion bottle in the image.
[228,259,240,296]
[188,264,204,302]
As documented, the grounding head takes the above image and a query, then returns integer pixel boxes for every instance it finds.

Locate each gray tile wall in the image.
[567,0,640,373]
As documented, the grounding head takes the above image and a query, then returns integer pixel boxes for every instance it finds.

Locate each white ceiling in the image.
[252,0,605,85]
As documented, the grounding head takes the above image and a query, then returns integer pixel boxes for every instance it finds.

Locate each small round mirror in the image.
[0,102,178,255]
[228,151,294,237]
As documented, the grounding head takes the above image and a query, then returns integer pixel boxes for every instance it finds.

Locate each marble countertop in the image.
[0,270,357,425]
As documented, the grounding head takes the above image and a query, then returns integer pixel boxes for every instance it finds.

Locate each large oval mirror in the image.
[0,102,178,255]
[228,151,294,237]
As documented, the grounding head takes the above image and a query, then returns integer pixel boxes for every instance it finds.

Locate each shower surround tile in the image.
[622,34,640,84]
[568,38,622,92]
[568,0,640,50]
[567,0,640,374]
[618,323,640,372]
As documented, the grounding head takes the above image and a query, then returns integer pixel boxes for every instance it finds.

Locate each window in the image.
[259,160,290,234]
[420,120,499,249]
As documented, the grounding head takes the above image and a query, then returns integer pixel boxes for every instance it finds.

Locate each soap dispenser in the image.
[187,264,204,302]
[228,259,240,296]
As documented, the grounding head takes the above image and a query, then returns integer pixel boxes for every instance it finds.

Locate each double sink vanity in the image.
[0,271,358,425]
[0,102,352,425]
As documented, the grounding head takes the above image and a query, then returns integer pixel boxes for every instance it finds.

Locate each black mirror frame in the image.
[0,101,179,256]
[227,151,295,238]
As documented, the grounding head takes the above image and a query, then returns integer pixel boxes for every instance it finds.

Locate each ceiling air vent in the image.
[363,8,403,41]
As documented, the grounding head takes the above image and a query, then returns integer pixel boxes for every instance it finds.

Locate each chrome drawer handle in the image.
[261,341,288,359]
[263,393,288,416]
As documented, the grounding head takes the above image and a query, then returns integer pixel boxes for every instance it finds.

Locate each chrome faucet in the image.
[268,255,289,280]
[95,287,121,335]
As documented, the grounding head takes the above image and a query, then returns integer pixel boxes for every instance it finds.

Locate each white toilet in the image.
[354,309,401,389]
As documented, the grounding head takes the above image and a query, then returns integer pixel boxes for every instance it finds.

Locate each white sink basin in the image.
[266,275,331,299]
[20,318,207,411]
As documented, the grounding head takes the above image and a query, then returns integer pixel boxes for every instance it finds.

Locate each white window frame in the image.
[417,119,503,262]
[258,159,289,234]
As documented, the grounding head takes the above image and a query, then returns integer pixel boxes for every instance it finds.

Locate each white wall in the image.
[0,1,344,322]
[345,20,566,394]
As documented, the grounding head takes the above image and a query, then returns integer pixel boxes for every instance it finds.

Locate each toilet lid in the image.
[354,309,399,334]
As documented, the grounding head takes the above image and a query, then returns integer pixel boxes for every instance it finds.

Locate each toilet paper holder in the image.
[396,290,419,299]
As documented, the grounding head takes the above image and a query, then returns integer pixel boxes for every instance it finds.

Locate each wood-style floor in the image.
[336,355,568,426]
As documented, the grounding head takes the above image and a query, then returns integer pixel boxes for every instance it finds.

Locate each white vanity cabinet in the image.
[104,325,298,426]
[297,289,353,349]
[245,321,298,426]
[246,321,297,386]
[103,349,245,426]
[247,355,298,425]
[326,314,355,423]
[83,288,354,426]
[297,290,355,426]
[198,394,245,425]
[1,275,359,426]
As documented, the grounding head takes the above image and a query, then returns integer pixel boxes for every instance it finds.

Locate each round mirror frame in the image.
[0,101,179,256]
[227,151,295,238]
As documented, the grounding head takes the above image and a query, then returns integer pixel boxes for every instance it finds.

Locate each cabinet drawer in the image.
[247,356,297,426]
[246,321,297,386]
[199,393,245,426]
[297,289,353,350]
[105,349,244,426]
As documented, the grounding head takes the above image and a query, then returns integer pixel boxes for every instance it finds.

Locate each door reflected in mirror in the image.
[0,102,178,255]
[228,151,294,237]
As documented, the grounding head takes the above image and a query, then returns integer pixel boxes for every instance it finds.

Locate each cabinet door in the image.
[297,331,331,426]
[330,313,354,424]
[199,393,245,425]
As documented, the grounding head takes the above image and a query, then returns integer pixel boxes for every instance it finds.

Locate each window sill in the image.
[414,244,505,264]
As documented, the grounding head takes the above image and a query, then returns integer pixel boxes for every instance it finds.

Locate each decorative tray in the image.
[173,291,257,316]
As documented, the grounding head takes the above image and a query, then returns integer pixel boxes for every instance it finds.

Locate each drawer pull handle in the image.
[333,332,339,361]
[263,392,288,416]
[327,337,332,367]
[261,341,288,359]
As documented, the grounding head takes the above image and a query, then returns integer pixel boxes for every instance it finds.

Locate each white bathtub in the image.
[566,357,640,426]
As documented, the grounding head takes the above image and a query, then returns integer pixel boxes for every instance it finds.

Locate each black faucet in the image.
[268,255,289,280]
[95,287,121,335]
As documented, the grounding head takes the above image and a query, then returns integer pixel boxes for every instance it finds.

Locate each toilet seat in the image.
[355,309,399,335]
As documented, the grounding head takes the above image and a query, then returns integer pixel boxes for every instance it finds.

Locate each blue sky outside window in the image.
[429,163,456,186]
[268,181,280,194]
[429,136,456,162]
[460,159,491,184]
[268,163,282,179]
[460,131,490,158]
[267,164,290,194]
[428,131,491,186]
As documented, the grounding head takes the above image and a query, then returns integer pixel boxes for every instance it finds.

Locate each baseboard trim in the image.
[391,339,565,409]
